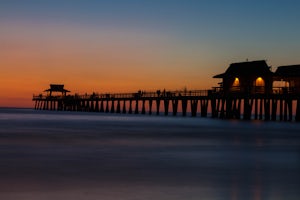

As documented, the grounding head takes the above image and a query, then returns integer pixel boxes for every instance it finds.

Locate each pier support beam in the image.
[172,99,178,116]
[191,99,198,117]
[156,99,160,115]
[116,100,121,113]
[271,99,278,121]
[243,97,252,120]
[254,98,258,120]
[264,98,270,121]
[95,100,99,112]
[142,100,146,114]
[220,98,225,119]
[149,99,153,115]
[100,100,104,112]
[122,100,126,114]
[128,100,133,114]
[164,99,169,116]
[211,97,217,118]
[181,99,187,116]
[105,100,109,113]
[110,100,115,113]
[287,99,293,121]
[135,100,139,114]
[296,98,300,122]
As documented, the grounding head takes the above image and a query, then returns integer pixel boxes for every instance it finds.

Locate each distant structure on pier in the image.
[33,60,300,122]
[274,65,300,93]
[44,84,70,96]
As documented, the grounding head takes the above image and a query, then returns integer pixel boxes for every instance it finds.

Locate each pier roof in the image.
[274,65,300,77]
[44,84,70,93]
[213,60,273,78]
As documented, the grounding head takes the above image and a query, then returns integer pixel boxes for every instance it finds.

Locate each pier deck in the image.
[33,89,300,122]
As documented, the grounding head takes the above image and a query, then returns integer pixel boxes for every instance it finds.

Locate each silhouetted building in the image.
[213,60,273,94]
[44,84,70,96]
[273,65,300,93]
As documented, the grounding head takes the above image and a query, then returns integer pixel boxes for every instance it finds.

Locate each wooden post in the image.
[202,99,208,117]
[181,98,187,117]
[264,98,270,121]
[172,99,178,116]
[90,100,93,111]
[295,98,300,122]
[284,99,288,121]
[122,100,127,114]
[280,99,283,121]
[95,100,99,112]
[50,100,53,110]
[100,100,104,112]
[220,98,225,119]
[225,98,232,119]
[191,99,198,117]
[271,99,277,121]
[259,98,263,120]
[116,100,121,113]
[129,100,133,114]
[43,100,47,110]
[243,97,252,120]
[105,100,109,113]
[149,99,153,115]
[142,99,146,114]
[156,99,160,115]
[235,98,241,119]
[135,100,139,114]
[164,98,169,116]
[211,97,217,118]
[288,99,293,121]
[254,98,258,120]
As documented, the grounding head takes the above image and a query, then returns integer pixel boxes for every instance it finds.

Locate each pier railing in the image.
[33,89,210,100]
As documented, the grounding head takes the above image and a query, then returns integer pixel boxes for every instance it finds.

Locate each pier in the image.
[33,88,300,122]
[32,60,300,122]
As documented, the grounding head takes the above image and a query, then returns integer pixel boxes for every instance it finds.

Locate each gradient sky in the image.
[1,0,300,107]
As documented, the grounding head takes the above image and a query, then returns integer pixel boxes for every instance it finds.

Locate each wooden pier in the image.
[32,60,300,122]
[33,89,300,122]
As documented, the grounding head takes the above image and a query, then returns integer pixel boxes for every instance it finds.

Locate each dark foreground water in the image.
[0,108,299,200]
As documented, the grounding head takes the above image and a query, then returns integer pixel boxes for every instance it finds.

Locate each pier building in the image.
[213,60,273,94]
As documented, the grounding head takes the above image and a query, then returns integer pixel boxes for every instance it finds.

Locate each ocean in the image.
[0,108,299,200]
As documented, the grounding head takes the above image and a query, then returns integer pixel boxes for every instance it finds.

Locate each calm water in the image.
[0,108,299,200]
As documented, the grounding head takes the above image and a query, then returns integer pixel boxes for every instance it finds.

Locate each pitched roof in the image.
[213,60,273,78]
[275,65,300,77]
[44,84,70,92]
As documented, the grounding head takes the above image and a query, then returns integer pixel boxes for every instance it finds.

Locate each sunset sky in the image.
[1,0,300,107]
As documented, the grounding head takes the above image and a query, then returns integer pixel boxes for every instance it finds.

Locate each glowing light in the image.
[255,77,264,86]
[232,77,239,86]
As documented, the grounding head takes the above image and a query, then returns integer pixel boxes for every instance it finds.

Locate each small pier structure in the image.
[33,61,300,122]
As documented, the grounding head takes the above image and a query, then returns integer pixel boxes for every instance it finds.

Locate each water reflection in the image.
[0,109,299,200]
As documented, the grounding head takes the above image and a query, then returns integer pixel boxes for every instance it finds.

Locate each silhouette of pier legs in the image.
[149,99,153,115]
[33,93,300,122]
[122,100,126,114]
[172,99,178,116]
[181,99,187,116]
[164,99,169,116]
[296,98,300,122]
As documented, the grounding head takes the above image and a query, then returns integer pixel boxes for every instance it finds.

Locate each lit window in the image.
[232,77,239,86]
[255,77,264,86]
